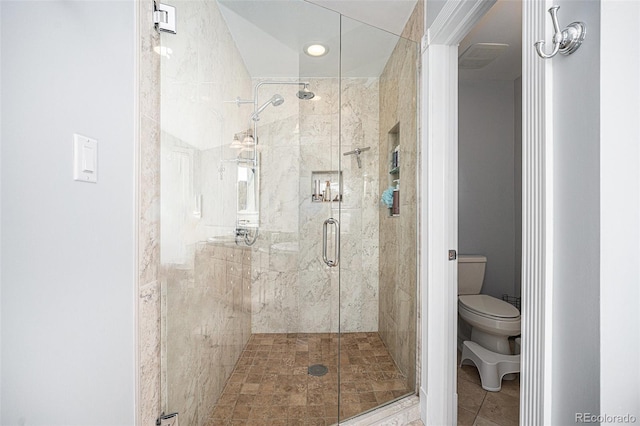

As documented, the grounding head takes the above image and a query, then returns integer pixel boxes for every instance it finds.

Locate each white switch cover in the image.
[73,134,98,183]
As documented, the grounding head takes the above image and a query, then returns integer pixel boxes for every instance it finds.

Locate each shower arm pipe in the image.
[246,82,304,166]
[252,80,310,107]
[249,81,310,162]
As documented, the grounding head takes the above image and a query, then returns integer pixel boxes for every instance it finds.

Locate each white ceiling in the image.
[217,0,419,78]
[217,0,521,81]
[459,0,522,81]
[307,0,419,36]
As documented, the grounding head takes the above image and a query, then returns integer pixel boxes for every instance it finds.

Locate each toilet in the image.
[457,255,520,355]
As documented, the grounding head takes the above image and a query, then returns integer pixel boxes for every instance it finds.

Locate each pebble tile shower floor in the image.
[208,332,412,425]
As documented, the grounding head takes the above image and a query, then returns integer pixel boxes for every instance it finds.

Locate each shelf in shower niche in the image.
[310,170,342,203]
[311,195,343,203]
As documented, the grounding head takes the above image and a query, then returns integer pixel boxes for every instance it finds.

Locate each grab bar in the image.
[322,218,340,267]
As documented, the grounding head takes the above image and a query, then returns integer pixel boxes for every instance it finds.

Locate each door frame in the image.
[419,0,552,424]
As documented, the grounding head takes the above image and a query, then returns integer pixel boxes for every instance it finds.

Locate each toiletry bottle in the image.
[392,179,400,216]
[313,179,321,201]
[324,180,331,202]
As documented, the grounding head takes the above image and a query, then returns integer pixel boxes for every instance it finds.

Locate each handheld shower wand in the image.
[250,94,284,121]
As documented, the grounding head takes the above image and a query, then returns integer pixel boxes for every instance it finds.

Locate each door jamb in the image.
[419,0,552,424]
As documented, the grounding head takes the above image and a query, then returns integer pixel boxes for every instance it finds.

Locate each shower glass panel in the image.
[159,1,418,424]
[338,16,419,418]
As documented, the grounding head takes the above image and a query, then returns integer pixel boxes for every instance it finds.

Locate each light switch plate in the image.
[73,134,98,183]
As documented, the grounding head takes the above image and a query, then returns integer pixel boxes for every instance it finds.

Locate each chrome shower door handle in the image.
[322,218,340,267]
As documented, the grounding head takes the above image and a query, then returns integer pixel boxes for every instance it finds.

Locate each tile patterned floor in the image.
[208,332,412,426]
[457,351,520,426]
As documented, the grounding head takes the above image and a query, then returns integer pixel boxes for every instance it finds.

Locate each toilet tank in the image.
[458,255,487,295]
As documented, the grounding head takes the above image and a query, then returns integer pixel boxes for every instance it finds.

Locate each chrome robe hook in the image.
[535,6,586,59]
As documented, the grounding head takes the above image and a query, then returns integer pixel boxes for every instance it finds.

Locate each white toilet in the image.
[458,255,520,355]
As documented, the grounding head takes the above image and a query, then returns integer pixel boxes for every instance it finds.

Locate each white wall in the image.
[600,0,640,421]
[513,77,522,298]
[426,0,448,29]
[458,80,517,299]
[551,0,601,422]
[0,3,3,420]
[1,2,136,425]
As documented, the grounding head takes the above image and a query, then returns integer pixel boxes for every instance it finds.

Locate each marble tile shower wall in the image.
[162,243,251,425]
[138,0,162,423]
[378,34,419,391]
[250,78,381,334]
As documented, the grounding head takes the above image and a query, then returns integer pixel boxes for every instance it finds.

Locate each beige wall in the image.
[138,0,162,423]
[378,1,422,391]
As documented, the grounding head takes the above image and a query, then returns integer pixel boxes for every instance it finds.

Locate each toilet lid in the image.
[459,294,520,319]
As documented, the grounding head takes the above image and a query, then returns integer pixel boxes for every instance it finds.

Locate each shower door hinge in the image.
[448,250,457,261]
[154,1,177,34]
[156,412,178,426]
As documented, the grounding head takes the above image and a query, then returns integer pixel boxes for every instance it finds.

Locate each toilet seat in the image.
[459,294,520,320]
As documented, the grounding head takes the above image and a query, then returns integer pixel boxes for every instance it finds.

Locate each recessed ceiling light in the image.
[304,43,329,57]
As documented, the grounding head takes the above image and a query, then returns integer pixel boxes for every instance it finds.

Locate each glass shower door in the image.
[158,1,418,424]
[337,15,419,420]
[159,1,344,424]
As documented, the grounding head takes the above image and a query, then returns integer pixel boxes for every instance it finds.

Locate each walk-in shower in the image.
[159,0,419,424]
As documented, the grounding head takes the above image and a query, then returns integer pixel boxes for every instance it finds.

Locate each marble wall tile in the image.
[377,5,420,391]
[138,0,162,423]
[139,0,160,123]
[251,270,300,332]
[164,243,250,424]
[139,114,161,287]
[401,0,424,43]
[251,77,380,334]
[139,281,161,425]
[298,266,334,333]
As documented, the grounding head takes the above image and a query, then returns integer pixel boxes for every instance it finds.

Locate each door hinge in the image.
[154,2,177,34]
[448,250,457,261]
[156,412,178,426]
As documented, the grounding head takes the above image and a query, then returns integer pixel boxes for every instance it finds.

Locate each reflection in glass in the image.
[159,0,419,424]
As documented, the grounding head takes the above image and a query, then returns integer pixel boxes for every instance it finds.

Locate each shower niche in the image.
[388,123,400,217]
[311,170,342,203]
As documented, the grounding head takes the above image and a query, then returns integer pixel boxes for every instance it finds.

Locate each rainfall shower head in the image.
[296,84,315,100]
[251,94,284,121]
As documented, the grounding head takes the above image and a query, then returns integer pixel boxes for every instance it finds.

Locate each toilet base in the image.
[471,328,512,355]
[460,340,520,392]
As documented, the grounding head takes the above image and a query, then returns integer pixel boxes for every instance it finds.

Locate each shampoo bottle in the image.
[324,181,332,202]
